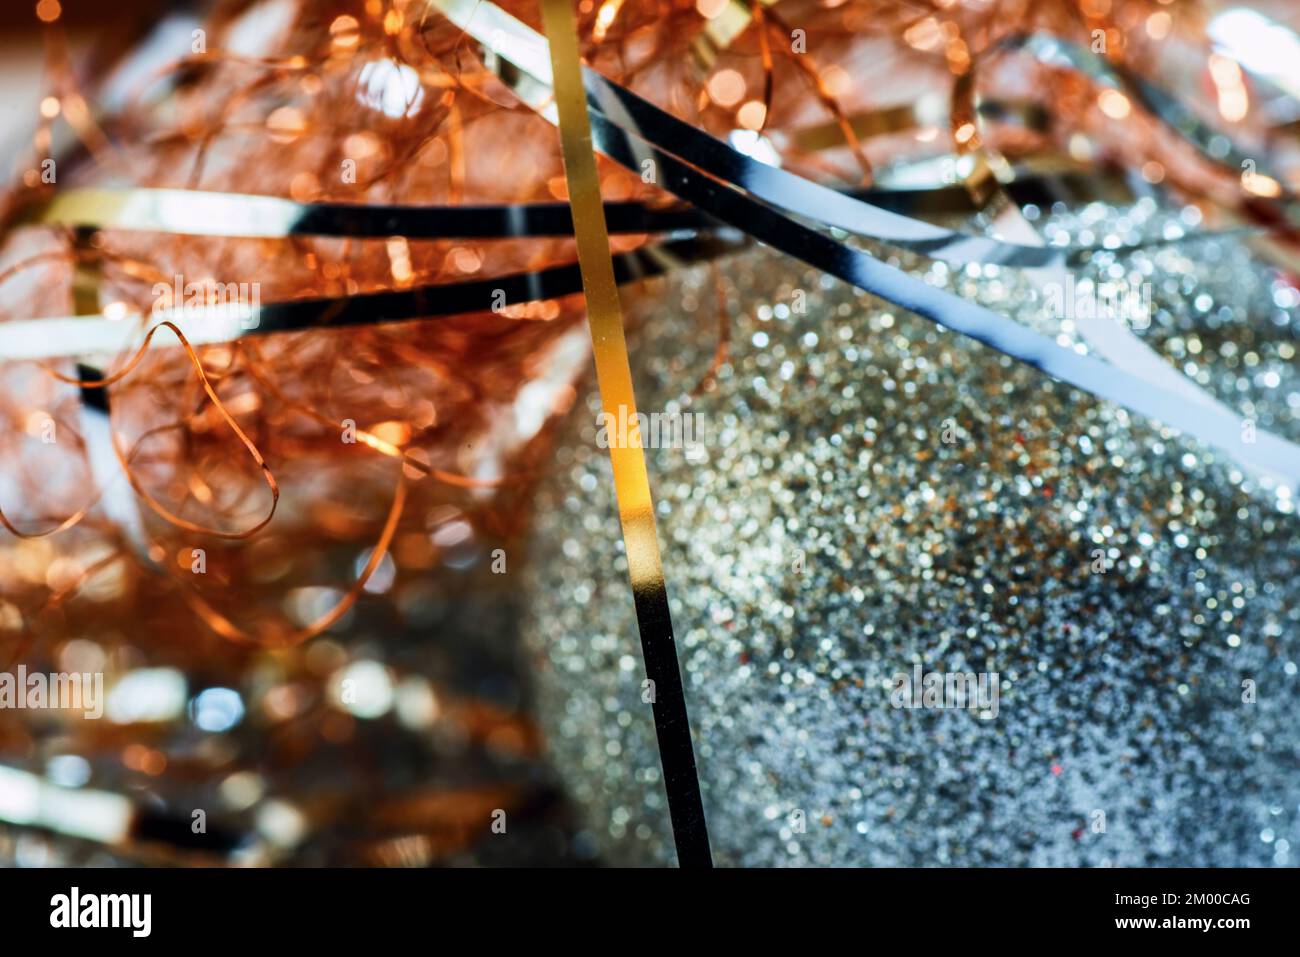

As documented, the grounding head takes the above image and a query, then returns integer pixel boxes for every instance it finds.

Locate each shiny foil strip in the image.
[433,0,1248,268]
[540,0,711,868]
[431,0,1300,492]
[0,236,735,361]
[28,188,707,239]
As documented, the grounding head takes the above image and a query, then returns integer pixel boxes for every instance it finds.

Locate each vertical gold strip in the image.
[539,0,712,867]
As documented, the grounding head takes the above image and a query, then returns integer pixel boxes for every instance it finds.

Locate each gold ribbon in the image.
[538,0,711,867]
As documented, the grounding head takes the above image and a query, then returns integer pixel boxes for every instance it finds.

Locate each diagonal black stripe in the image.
[235,236,737,335]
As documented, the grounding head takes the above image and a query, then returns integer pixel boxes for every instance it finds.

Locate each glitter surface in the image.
[521,205,1299,866]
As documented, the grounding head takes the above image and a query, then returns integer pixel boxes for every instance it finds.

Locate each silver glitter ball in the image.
[521,228,1299,867]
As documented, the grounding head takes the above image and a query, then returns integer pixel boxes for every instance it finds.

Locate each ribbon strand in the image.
[539,0,712,868]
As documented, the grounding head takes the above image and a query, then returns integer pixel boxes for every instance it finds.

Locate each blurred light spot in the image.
[431,519,474,549]
[0,765,129,842]
[344,131,382,159]
[355,548,397,594]
[395,676,440,729]
[0,602,23,634]
[46,755,91,788]
[102,301,129,321]
[190,687,245,732]
[821,65,851,98]
[593,0,625,42]
[1209,54,1249,122]
[23,410,52,440]
[1068,132,1094,162]
[737,100,767,130]
[707,69,746,108]
[266,106,307,142]
[1146,11,1171,40]
[330,660,394,718]
[122,744,166,775]
[386,235,413,284]
[904,16,941,50]
[1243,171,1282,197]
[220,771,265,811]
[262,682,308,720]
[357,60,425,119]
[1098,89,1131,119]
[331,15,361,49]
[369,420,410,447]
[58,638,106,673]
[449,246,482,273]
[107,668,187,724]
[285,586,346,628]
[256,799,307,848]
